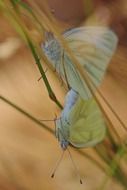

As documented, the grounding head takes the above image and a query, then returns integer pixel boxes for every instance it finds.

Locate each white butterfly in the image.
[42,26,118,150]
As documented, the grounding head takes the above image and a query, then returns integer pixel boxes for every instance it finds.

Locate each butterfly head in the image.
[56,117,70,150]
[60,139,69,150]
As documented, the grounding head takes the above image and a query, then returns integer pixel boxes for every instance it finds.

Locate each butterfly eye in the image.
[61,140,69,150]
[65,118,70,125]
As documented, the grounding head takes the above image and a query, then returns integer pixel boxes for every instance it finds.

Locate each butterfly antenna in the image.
[67,148,83,184]
[51,150,65,178]
[39,114,60,137]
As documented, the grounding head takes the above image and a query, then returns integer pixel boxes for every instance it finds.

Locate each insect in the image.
[42,27,118,149]
[41,26,118,182]
[40,92,106,184]
[55,90,106,151]
[42,27,118,99]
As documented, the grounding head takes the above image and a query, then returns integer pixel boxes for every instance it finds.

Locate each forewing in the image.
[62,27,118,99]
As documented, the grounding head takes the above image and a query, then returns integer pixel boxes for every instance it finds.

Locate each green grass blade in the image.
[0,95,53,134]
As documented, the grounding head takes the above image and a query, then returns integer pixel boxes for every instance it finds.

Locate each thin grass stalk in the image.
[76,149,106,173]
[97,145,126,190]
[1,0,63,109]
[14,0,126,140]
[1,95,127,188]
[23,0,125,142]
[94,146,111,164]
[106,129,118,151]
[95,142,127,188]
[10,0,63,109]
[0,0,126,189]
[0,95,109,174]
[4,0,127,157]
[0,95,52,134]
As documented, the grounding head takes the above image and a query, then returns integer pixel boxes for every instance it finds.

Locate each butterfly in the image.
[42,26,118,150]
[55,89,106,150]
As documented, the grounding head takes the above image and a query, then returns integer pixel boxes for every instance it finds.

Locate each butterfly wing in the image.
[42,28,117,148]
[62,27,118,99]
[42,27,118,100]
[68,97,106,148]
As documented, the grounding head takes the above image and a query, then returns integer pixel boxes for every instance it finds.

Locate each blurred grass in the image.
[0,0,127,190]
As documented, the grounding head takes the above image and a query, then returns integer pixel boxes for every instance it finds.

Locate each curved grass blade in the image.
[0,1,63,109]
